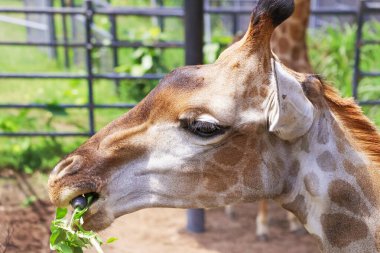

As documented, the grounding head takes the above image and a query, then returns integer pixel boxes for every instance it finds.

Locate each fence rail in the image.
[0,0,378,137]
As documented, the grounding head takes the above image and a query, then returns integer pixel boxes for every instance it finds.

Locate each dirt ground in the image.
[0,170,319,253]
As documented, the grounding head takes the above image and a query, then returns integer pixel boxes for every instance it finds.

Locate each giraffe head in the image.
[48,0,315,231]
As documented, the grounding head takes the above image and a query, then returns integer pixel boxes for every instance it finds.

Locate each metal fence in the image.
[0,0,378,138]
[353,1,380,104]
[0,1,184,137]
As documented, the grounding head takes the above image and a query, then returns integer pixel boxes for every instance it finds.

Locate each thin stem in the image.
[90,237,104,253]
[69,208,79,229]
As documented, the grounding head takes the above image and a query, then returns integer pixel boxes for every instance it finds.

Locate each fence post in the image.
[47,0,58,59]
[60,0,70,69]
[85,0,95,136]
[184,0,205,234]
[109,14,120,94]
[352,0,365,100]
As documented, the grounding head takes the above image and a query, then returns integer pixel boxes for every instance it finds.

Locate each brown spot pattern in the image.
[304,172,319,197]
[375,226,380,252]
[259,87,268,98]
[203,162,238,192]
[282,179,293,195]
[300,136,310,153]
[231,133,248,148]
[321,213,368,248]
[268,134,278,147]
[291,46,301,60]
[231,62,240,69]
[336,139,346,154]
[343,159,379,206]
[332,121,345,139]
[289,160,300,177]
[282,195,307,224]
[243,152,263,191]
[316,151,337,172]
[317,115,329,144]
[213,147,244,167]
[328,180,370,216]
[310,234,323,251]
[278,37,290,54]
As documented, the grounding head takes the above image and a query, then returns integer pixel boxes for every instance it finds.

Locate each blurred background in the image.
[0,0,379,252]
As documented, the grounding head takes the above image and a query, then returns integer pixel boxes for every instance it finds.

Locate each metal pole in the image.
[352,0,364,100]
[185,0,205,234]
[47,0,58,59]
[60,0,70,69]
[85,0,96,136]
[110,14,120,94]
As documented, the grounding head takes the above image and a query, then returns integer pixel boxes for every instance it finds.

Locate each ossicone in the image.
[252,0,295,28]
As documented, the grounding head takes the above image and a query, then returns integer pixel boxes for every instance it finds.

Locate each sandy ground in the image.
[0,170,320,253]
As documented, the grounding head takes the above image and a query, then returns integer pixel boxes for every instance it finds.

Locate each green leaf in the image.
[73,207,88,221]
[56,208,68,219]
[50,229,67,246]
[60,243,73,253]
[132,48,145,59]
[106,237,118,244]
[22,195,37,207]
[50,229,61,246]
[72,247,84,253]
[46,103,68,116]
[131,65,146,76]
[114,64,129,73]
[142,55,153,70]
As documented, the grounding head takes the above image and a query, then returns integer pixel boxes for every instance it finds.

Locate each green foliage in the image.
[22,195,37,207]
[204,36,232,64]
[308,24,357,96]
[50,196,117,253]
[308,22,380,126]
[115,27,170,102]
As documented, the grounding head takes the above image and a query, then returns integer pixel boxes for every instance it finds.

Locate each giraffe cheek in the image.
[242,165,264,192]
[213,147,244,166]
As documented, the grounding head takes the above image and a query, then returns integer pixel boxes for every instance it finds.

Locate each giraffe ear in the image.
[266,60,315,141]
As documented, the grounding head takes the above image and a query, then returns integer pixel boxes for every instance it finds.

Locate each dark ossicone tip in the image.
[253,0,295,27]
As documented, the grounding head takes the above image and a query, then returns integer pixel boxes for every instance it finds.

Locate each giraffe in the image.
[226,0,312,240]
[48,0,380,252]
[271,0,312,73]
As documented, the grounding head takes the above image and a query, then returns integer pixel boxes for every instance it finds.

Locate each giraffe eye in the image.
[180,119,226,138]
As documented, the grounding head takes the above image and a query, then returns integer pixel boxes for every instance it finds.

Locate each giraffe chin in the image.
[81,197,115,231]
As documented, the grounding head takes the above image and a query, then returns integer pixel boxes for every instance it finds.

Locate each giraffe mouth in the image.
[70,192,100,210]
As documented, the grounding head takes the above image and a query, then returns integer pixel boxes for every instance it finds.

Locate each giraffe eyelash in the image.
[179,118,228,138]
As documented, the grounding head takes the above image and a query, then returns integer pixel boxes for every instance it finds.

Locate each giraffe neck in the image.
[271,0,312,73]
[276,111,380,252]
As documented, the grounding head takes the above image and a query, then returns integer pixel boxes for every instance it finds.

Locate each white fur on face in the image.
[106,121,213,217]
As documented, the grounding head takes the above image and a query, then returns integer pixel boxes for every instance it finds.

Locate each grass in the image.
[0,1,379,172]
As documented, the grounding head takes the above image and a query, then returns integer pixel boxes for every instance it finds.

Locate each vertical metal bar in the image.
[69,0,79,65]
[85,0,96,135]
[60,0,70,69]
[204,0,211,42]
[185,0,205,234]
[157,0,164,31]
[232,13,238,35]
[185,0,204,66]
[352,0,364,100]
[232,0,239,35]
[47,0,58,59]
[110,14,120,93]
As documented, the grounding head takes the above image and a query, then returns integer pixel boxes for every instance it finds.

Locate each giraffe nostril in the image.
[51,155,82,178]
